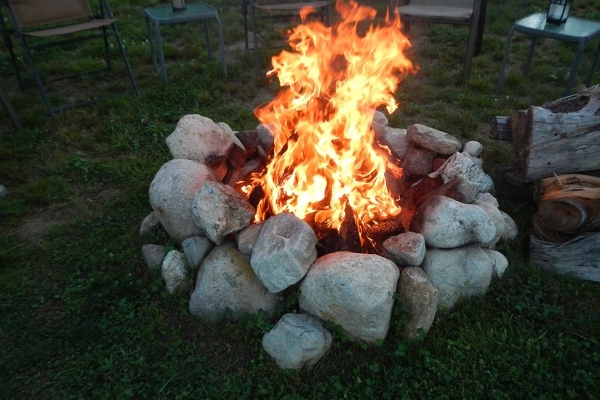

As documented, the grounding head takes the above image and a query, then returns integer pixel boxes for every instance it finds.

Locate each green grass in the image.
[1,0,600,398]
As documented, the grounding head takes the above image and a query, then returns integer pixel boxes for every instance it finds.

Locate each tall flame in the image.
[252,0,415,242]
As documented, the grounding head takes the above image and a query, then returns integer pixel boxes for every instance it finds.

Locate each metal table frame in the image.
[144,3,227,83]
[496,12,600,96]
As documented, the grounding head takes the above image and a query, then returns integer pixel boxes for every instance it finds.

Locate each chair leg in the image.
[111,24,139,95]
[0,85,21,129]
[243,0,249,50]
[1,17,25,91]
[19,37,54,115]
[461,19,479,85]
[474,0,488,56]
[102,26,112,71]
[249,1,261,75]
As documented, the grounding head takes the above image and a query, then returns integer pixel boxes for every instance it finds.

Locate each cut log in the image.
[510,86,600,181]
[489,116,512,142]
[533,174,600,241]
[529,233,600,282]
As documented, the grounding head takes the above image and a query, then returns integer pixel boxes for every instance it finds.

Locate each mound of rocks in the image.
[140,113,517,370]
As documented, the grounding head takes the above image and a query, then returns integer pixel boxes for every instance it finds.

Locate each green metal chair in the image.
[389,0,487,85]
[0,84,21,129]
[0,0,138,116]
[242,0,331,74]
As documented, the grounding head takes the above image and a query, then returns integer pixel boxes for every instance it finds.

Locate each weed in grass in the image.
[18,176,71,205]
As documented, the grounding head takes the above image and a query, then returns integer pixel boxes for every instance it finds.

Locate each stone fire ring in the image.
[140,113,517,370]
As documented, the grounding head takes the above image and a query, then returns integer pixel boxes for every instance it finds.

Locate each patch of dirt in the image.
[13,187,123,242]
[15,204,79,242]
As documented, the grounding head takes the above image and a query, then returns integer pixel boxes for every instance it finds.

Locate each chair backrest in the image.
[406,0,473,7]
[7,0,93,28]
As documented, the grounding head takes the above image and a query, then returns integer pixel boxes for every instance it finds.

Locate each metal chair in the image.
[242,0,331,74]
[389,0,487,84]
[0,0,139,116]
[0,85,21,129]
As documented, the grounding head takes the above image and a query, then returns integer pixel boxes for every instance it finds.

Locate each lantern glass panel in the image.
[172,0,186,11]
[546,0,572,25]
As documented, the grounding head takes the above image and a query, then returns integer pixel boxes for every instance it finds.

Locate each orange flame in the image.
[253,0,415,242]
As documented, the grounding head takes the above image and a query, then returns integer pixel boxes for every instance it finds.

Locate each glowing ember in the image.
[249,0,415,245]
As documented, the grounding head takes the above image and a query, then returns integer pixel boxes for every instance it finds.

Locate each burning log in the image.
[408,176,444,205]
[364,217,405,252]
[339,201,362,253]
[313,200,362,254]
[227,130,259,169]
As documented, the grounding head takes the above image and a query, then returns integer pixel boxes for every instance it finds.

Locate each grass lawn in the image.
[1,0,599,398]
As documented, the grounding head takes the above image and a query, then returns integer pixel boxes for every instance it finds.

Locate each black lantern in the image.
[172,0,186,11]
[546,0,573,25]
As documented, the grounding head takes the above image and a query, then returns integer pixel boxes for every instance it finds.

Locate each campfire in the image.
[242,0,415,252]
[141,0,517,370]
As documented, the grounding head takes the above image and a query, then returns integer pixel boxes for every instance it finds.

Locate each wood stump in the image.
[530,174,600,282]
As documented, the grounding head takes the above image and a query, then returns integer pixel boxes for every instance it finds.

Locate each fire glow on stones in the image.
[244,0,416,247]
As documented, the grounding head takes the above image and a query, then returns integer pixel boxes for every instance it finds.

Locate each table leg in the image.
[495,26,516,95]
[214,14,228,77]
[145,16,158,72]
[154,21,168,83]
[565,40,585,95]
[586,40,600,87]
[203,20,212,60]
[524,36,537,75]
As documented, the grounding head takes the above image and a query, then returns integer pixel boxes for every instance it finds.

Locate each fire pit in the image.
[140,0,517,370]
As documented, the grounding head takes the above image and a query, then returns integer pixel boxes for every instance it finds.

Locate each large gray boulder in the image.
[407,124,462,156]
[236,222,264,255]
[380,126,410,160]
[382,231,426,267]
[191,181,255,245]
[500,211,519,241]
[462,140,484,157]
[165,114,234,166]
[410,195,496,248]
[250,212,318,293]
[421,245,495,310]
[431,151,494,194]
[189,241,280,322]
[398,267,439,340]
[142,244,166,276]
[181,236,213,270]
[139,211,161,237]
[473,199,505,247]
[262,313,332,370]
[149,159,217,243]
[299,251,400,342]
[484,248,509,278]
[161,250,190,295]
